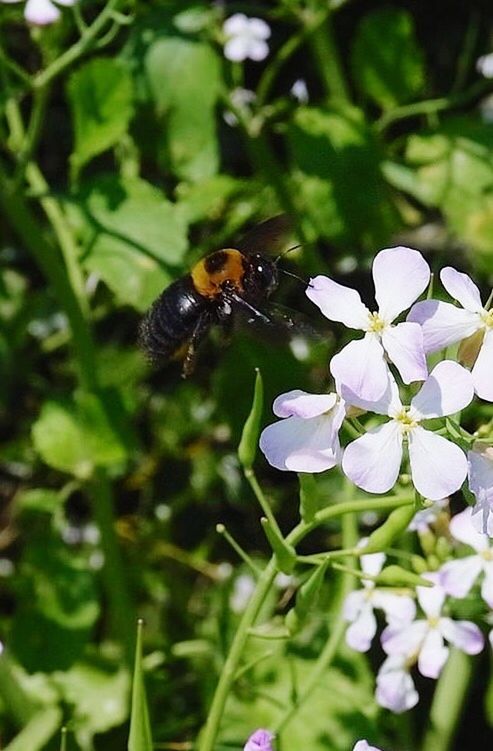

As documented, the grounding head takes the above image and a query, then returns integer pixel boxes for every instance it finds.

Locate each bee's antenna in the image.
[275,244,302,263]
[275,244,313,288]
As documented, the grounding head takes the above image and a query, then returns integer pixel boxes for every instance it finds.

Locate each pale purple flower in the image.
[307,247,430,402]
[290,79,309,103]
[382,574,484,679]
[259,390,345,472]
[408,266,493,401]
[477,53,493,78]
[342,362,474,500]
[1,0,77,24]
[223,14,270,62]
[408,498,449,532]
[244,729,274,751]
[440,507,493,605]
[375,655,419,713]
[353,742,383,751]
[343,549,415,652]
[468,446,493,535]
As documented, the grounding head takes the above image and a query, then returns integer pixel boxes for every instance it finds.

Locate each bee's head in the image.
[246,254,279,298]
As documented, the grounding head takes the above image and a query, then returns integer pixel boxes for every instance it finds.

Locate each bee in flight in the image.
[139,215,305,377]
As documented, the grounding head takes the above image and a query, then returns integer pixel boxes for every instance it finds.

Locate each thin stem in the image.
[13,86,49,186]
[309,11,350,104]
[421,649,473,751]
[33,0,123,90]
[256,24,309,106]
[244,467,282,537]
[216,523,261,575]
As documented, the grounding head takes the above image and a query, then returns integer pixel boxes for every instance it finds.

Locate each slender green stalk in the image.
[421,649,473,751]
[244,467,283,537]
[0,652,37,727]
[309,12,350,104]
[198,496,413,751]
[216,524,261,575]
[256,24,310,106]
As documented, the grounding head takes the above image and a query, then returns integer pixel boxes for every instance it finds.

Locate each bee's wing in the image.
[235,214,293,256]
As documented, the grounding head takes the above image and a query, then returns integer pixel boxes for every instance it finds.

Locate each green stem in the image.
[0,652,37,727]
[421,649,473,751]
[198,496,412,751]
[32,0,123,89]
[244,467,282,537]
[309,12,350,104]
[256,24,309,106]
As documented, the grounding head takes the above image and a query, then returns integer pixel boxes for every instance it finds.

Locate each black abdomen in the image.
[139,276,209,361]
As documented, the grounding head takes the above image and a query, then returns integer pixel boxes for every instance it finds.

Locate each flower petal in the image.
[381,322,428,384]
[306,275,370,329]
[353,742,382,751]
[376,656,419,713]
[407,300,480,352]
[468,448,493,536]
[248,17,271,39]
[439,556,483,599]
[373,246,430,321]
[440,618,484,654]
[224,37,250,61]
[331,334,391,404]
[418,629,448,678]
[223,13,248,35]
[449,507,489,551]
[372,591,416,624]
[247,40,269,61]
[361,551,385,577]
[410,361,474,419]
[440,267,484,313]
[416,574,445,617]
[259,413,342,473]
[244,729,275,751]
[342,421,402,494]
[408,427,468,500]
[382,620,427,657]
[472,329,493,401]
[273,390,338,419]
[346,604,377,652]
[343,590,366,622]
[25,0,60,24]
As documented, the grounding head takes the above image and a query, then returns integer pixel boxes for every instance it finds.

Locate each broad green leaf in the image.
[32,389,132,478]
[73,175,188,311]
[128,620,153,751]
[67,58,134,177]
[15,488,62,515]
[238,369,264,469]
[4,707,62,751]
[144,37,221,181]
[288,106,399,248]
[351,8,425,109]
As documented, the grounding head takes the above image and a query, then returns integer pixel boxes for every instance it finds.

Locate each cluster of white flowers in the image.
[1,0,77,25]
[260,246,493,526]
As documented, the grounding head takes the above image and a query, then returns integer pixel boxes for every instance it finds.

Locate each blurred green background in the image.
[1,0,493,749]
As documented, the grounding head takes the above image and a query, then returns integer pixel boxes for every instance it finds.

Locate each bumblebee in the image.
[139,216,297,376]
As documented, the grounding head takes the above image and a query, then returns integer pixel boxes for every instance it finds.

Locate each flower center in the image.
[480,308,493,329]
[427,616,440,628]
[366,311,387,333]
[481,549,493,562]
[395,408,419,434]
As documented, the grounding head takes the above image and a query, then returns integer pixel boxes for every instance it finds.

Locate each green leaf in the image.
[67,58,134,177]
[351,8,425,109]
[73,175,189,311]
[238,369,264,469]
[288,106,399,248]
[286,560,329,634]
[4,707,62,751]
[32,390,132,478]
[145,37,221,181]
[261,518,296,574]
[128,620,153,751]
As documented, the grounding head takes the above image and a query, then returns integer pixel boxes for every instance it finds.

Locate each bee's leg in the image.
[181,313,211,378]
[222,291,271,325]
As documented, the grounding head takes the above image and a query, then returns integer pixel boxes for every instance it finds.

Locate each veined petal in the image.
[376,656,419,713]
[25,0,60,23]
[440,618,484,654]
[418,629,448,678]
[439,556,483,599]
[372,591,416,624]
[440,267,484,313]
[373,246,430,321]
[330,334,391,404]
[346,605,377,652]
[259,414,341,473]
[416,575,445,617]
[273,390,338,419]
[472,329,493,401]
[468,448,493,536]
[410,361,474,419]
[449,507,489,551]
[306,275,370,329]
[343,589,366,622]
[407,300,480,352]
[381,322,428,384]
[382,620,427,657]
[361,551,385,577]
[408,427,468,500]
[342,421,402,494]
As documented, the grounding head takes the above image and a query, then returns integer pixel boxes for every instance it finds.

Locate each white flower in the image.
[343,549,415,652]
[353,742,383,751]
[408,498,449,532]
[223,87,256,127]
[1,0,77,25]
[259,390,345,473]
[375,655,419,713]
[230,574,255,613]
[290,79,309,104]
[468,446,493,535]
[342,362,474,500]
[307,247,430,402]
[408,266,493,401]
[382,574,484,679]
[440,507,493,605]
[477,53,493,78]
[223,14,270,62]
